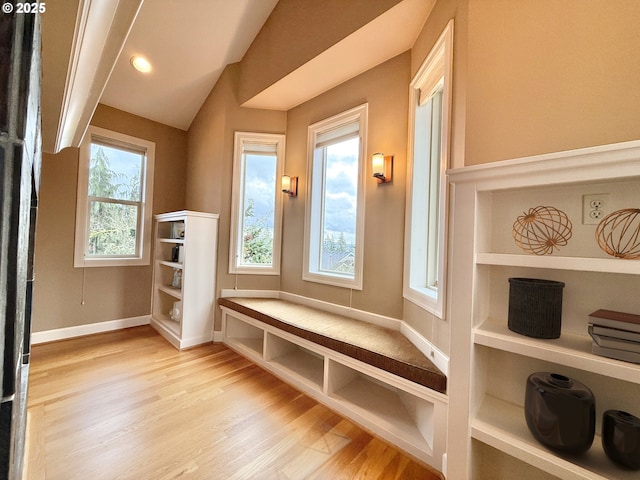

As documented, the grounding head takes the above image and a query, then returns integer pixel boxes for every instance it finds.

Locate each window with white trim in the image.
[304,104,367,289]
[74,126,155,268]
[229,132,285,275]
[403,20,453,318]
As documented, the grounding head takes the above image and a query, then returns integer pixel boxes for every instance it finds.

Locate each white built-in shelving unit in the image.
[447,141,640,479]
[220,302,448,470]
[151,210,218,349]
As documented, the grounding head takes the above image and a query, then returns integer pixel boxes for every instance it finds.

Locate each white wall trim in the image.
[278,291,402,331]
[31,315,150,345]
[220,288,280,299]
[55,0,143,151]
[401,322,449,376]
[447,139,640,190]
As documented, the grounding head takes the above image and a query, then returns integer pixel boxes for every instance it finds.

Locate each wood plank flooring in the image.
[25,326,443,480]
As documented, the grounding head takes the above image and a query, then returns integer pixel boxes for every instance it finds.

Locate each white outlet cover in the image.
[582,193,609,225]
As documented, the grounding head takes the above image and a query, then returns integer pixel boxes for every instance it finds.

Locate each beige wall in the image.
[466,0,640,165]
[238,0,403,104]
[34,0,640,353]
[186,63,287,329]
[32,105,188,332]
[187,54,411,325]
[280,52,410,319]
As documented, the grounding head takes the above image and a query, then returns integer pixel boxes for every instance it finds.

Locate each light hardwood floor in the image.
[25,326,443,479]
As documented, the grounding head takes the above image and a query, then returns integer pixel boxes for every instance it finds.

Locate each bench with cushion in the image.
[218,295,449,470]
[218,297,446,394]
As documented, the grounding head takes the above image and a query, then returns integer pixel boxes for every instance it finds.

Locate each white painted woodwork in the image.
[447,140,640,479]
[220,304,448,472]
[54,0,143,152]
[151,211,218,349]
[220,288,450,376]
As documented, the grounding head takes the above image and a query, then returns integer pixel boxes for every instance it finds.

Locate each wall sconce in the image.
[372,153,393,184]
[282,175,298,197]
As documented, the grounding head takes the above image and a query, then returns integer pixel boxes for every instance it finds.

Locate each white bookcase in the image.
[446,142,640,479]
[151,210,219,349]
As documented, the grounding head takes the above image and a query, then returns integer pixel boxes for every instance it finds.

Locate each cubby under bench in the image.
[218,296,448,472]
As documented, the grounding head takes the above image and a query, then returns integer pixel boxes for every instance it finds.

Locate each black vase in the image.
[602,410,640,470]
[524,372,595,454]
[508,278,565,339]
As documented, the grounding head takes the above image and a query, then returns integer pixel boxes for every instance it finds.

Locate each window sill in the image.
[403,287,444,320]
[303,271,362,290]
[230,266,281,275]
[74,257,150,268]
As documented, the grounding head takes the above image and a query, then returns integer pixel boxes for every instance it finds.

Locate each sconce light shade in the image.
[282,175,298,197]
[372,153,393,183]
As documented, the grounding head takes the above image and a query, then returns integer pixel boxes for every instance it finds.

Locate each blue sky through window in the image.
[323,137,359,245]
[243,153,277,228]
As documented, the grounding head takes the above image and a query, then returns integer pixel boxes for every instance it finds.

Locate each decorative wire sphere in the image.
[512,206,573,255]
[595,208,640,259]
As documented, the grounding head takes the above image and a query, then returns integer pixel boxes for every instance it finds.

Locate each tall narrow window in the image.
[229,132,285,275]
[304,104,367,289]
[403,21,453,318]
[74,126,155,267]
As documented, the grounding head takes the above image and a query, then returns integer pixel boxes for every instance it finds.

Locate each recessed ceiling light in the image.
[130,55,152,73]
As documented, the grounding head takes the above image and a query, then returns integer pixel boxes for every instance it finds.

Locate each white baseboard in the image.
[401,322,449,377]
[31,315,151,345]
[220,288,279,299]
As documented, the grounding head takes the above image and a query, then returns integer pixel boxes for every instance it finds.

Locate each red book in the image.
[589,310,640,334]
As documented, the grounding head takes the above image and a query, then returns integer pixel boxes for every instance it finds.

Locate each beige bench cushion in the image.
[219,297,446,394]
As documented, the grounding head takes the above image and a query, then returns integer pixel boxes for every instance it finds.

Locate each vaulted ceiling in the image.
[40,0,433,154]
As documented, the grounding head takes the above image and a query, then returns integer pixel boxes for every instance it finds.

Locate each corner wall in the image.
[238,0,403,104]
[32,105,188,332]
[185,63,287,330]
[280,52,410,319]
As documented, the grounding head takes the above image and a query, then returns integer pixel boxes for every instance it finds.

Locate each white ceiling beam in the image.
[54,0,143,153]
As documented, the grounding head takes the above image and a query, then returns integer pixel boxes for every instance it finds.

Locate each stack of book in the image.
[589,309,640,364]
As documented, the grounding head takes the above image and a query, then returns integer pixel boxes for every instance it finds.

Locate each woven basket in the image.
[508,278,565,339]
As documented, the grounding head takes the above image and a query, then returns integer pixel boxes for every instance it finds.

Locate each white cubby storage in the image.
[265,333,324,392]
[447,141,640,479]
[327,359,435,459]
[220,304,448,471]
[224,314,264,357]
[151,211,219,349]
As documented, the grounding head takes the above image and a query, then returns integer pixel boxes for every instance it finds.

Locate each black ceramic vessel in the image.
[524,372,595,454]
[602,410,640,470]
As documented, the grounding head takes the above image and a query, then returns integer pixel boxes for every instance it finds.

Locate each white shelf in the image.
[158,238,185,244]
[447,143,640,479]
[476,253,640,275]
[158,260,183,269]
[157,285,182,300]
[328,362,433,456]
[474,318,640,384]
[472,395,638,480]
[266,334,324,392]
[151,211,218,350]
[224,315,264,358]
[153,314,181,336]
[151,314,182,349]
[229,337,263,358]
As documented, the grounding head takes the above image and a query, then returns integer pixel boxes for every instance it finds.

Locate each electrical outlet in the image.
[582,193,609,224]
